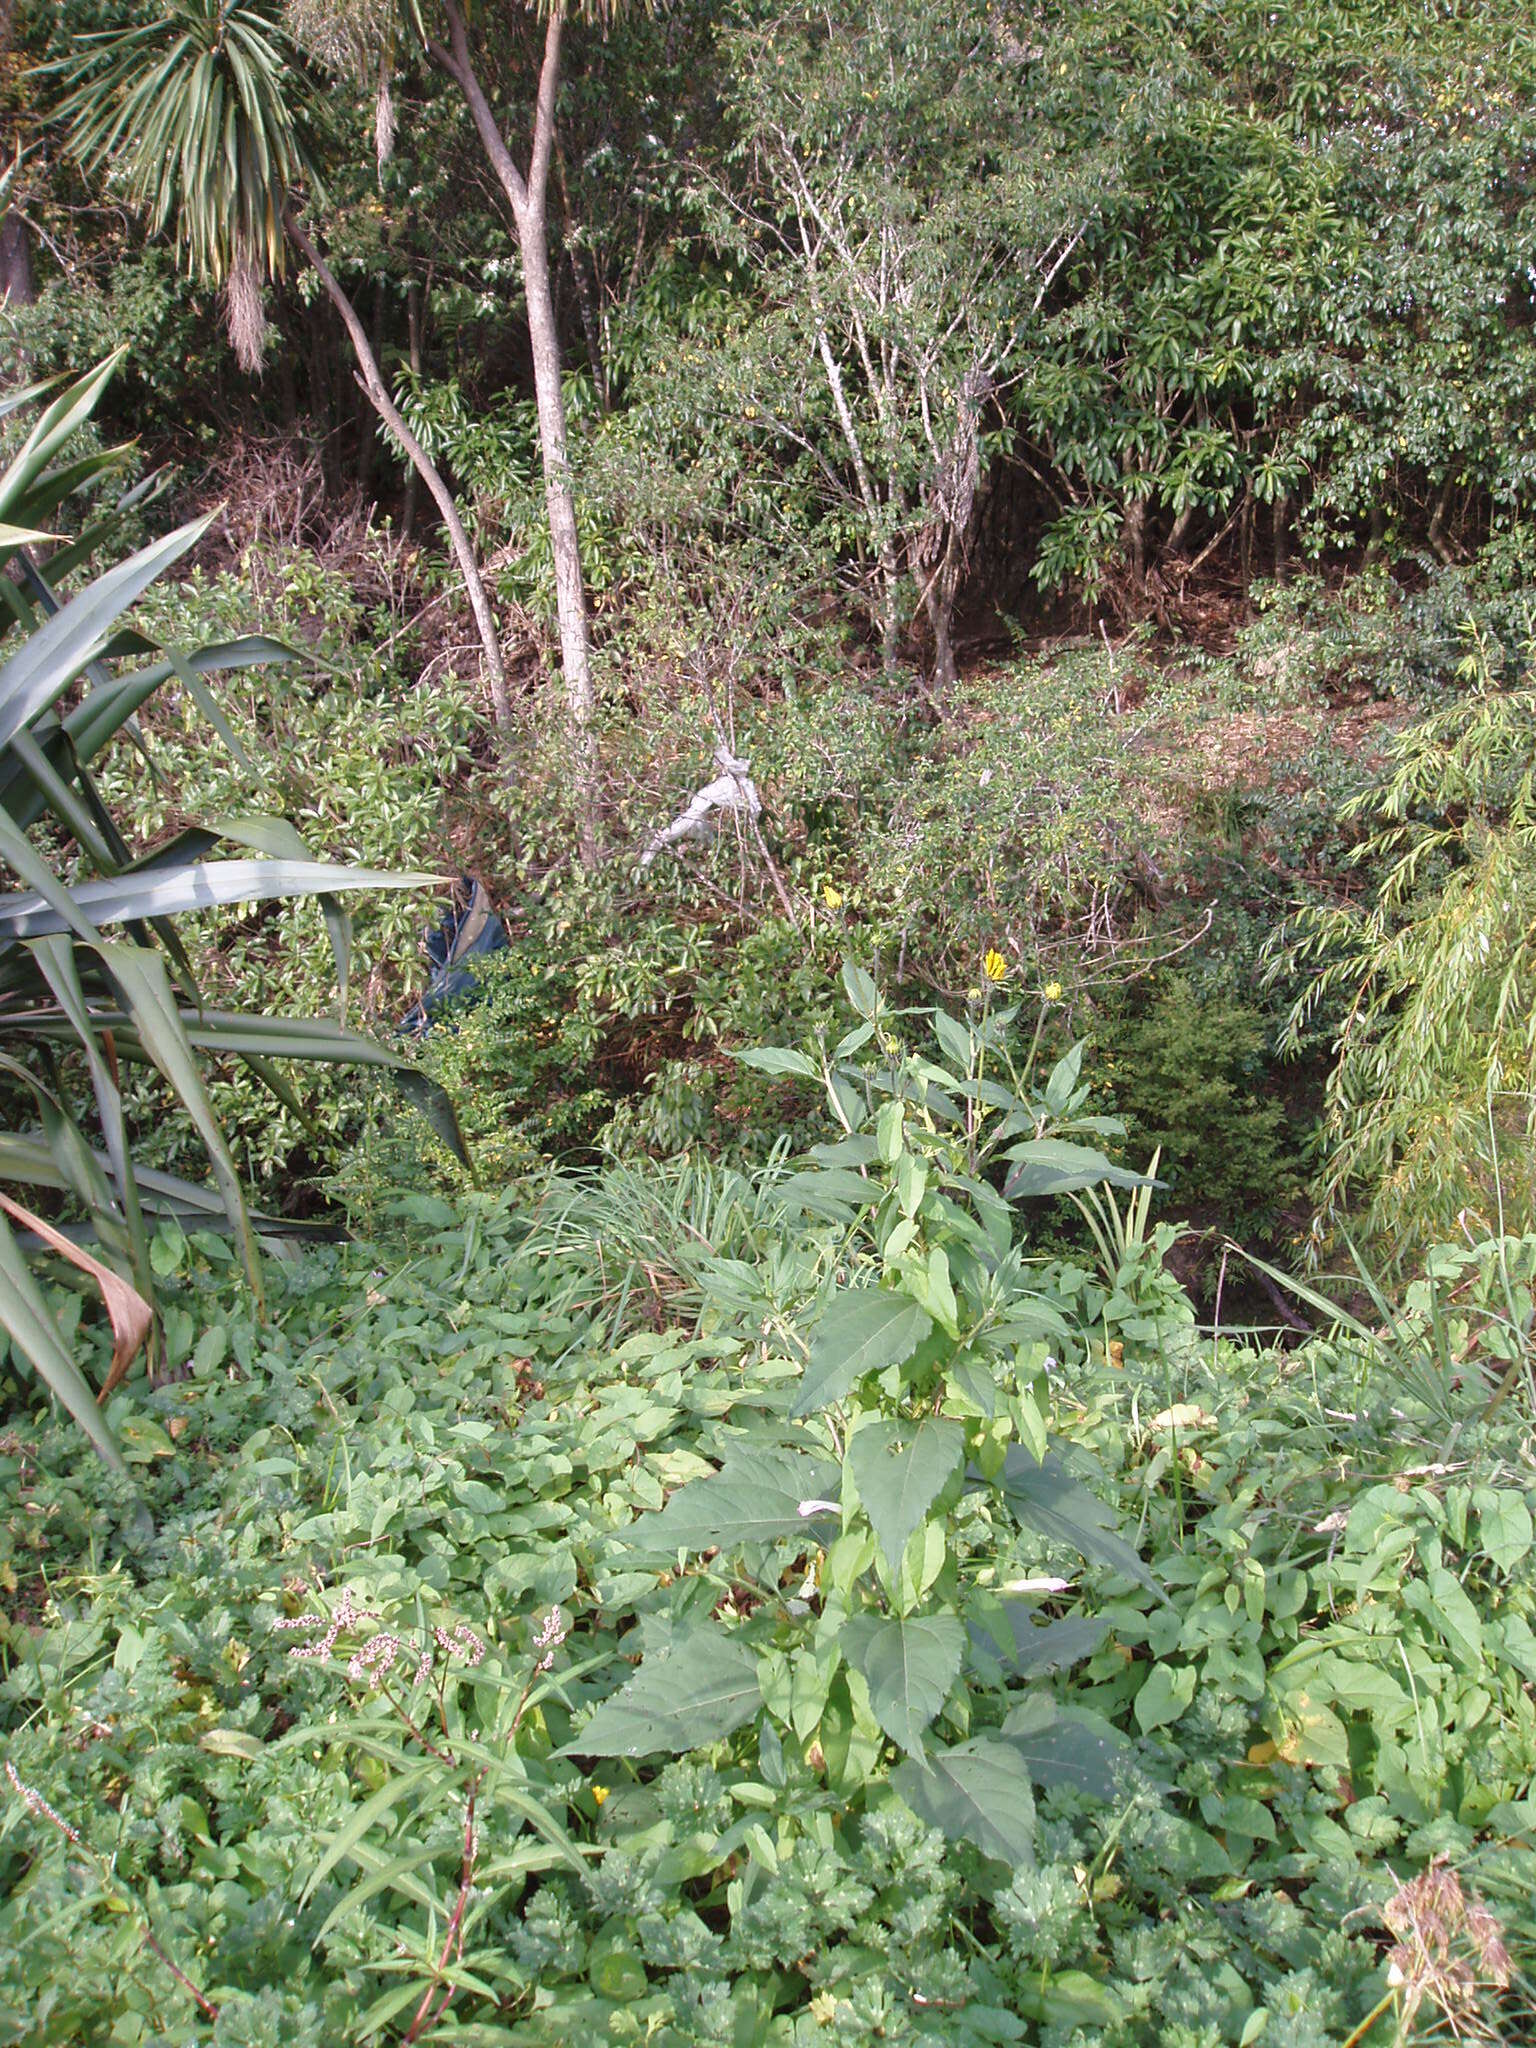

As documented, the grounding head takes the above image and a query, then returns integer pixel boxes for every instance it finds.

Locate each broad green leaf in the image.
[807,1134,879,1167]
[1404,1568,1484,1669]
[1043,1042,1085,1115]
[732,1046,819,1079]
[841,960,879,1019]
[198,1727,264,1760]
[773,1166,878,1219]
[1133,1661,1196,1732]
[994,1449,1164,1600]
[1003,1139,1153,1200]
[892,1735,1036,1867]
[1474,1488,1533,1575]
[790,1290,934,1417]
[560,1632,762,1758]
[629,1447,841,1554]
[840,1611,963,1754]
[932,1007,973,1072]
[876,1099,904,1162]
[847,1418,963,1574]
[967,1607,1108,1681]
[1001,1696,1130,1800]
[1015,1973,1126,2028]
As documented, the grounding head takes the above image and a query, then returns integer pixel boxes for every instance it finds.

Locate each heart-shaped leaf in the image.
[790,1290,933,1417]
[841,1611,964,1755]
[847,1418,964,1574]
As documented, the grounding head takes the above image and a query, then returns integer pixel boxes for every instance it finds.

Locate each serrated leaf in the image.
[967,1607,1108,1681]
[790,1290,933,1417]
[628,1448,841,1554]
[841,1611,963,1754]
[560,1632,761,1758]
[1001,1696,1130,1800]
[847,1419,964,1575]
[892,1735,1036,1866]
[732,1046,820,1080]
[994,1450,1164,1600]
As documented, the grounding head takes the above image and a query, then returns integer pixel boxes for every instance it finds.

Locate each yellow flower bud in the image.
[1043,981,1063,1002]
[983,948,1008,984]
[822,884,844,909]
[591,1783,610,1806]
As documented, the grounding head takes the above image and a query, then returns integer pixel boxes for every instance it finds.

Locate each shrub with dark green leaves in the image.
[1098,972,1301,1238]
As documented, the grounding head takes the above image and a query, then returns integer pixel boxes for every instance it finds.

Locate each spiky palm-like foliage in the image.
[56,0,320,369]
[0,358,458,1466]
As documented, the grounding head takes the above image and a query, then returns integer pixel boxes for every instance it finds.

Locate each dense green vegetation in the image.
[2,0,1535,2040]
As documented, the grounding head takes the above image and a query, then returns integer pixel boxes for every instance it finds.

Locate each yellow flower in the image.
[983,948,1008,985]
[822,884,844,909]
[591,1783,610,1806]
[1043,980,1063,1002]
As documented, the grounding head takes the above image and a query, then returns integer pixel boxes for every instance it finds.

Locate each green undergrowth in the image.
[4,1131,1535,2040]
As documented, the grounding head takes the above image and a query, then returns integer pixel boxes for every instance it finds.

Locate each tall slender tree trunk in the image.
[0,0,34,311]
[430,0,597,863]
[1272,489,1292,583]
[402,275,424,537]
[356,276,386,496]
[284,210,512,727]
[921,531,962,690]
[557,138,608,407]
[0,213,31,308]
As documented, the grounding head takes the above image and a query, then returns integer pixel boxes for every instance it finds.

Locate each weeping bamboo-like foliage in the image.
[1274,630,1536,1268]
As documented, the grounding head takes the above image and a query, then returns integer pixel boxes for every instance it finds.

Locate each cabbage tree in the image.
[53,0,514,725]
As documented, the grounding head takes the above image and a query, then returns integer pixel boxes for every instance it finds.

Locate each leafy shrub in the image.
[1099,972,1302,1239]
[94,547,483,1189]
[4,1051,1534,2043]
[1274,640,1536,1267]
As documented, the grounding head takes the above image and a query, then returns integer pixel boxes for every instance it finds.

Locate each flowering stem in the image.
[401,1773,482,2046]
[379,1682,456,1766]
[6,1763,219,2022]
